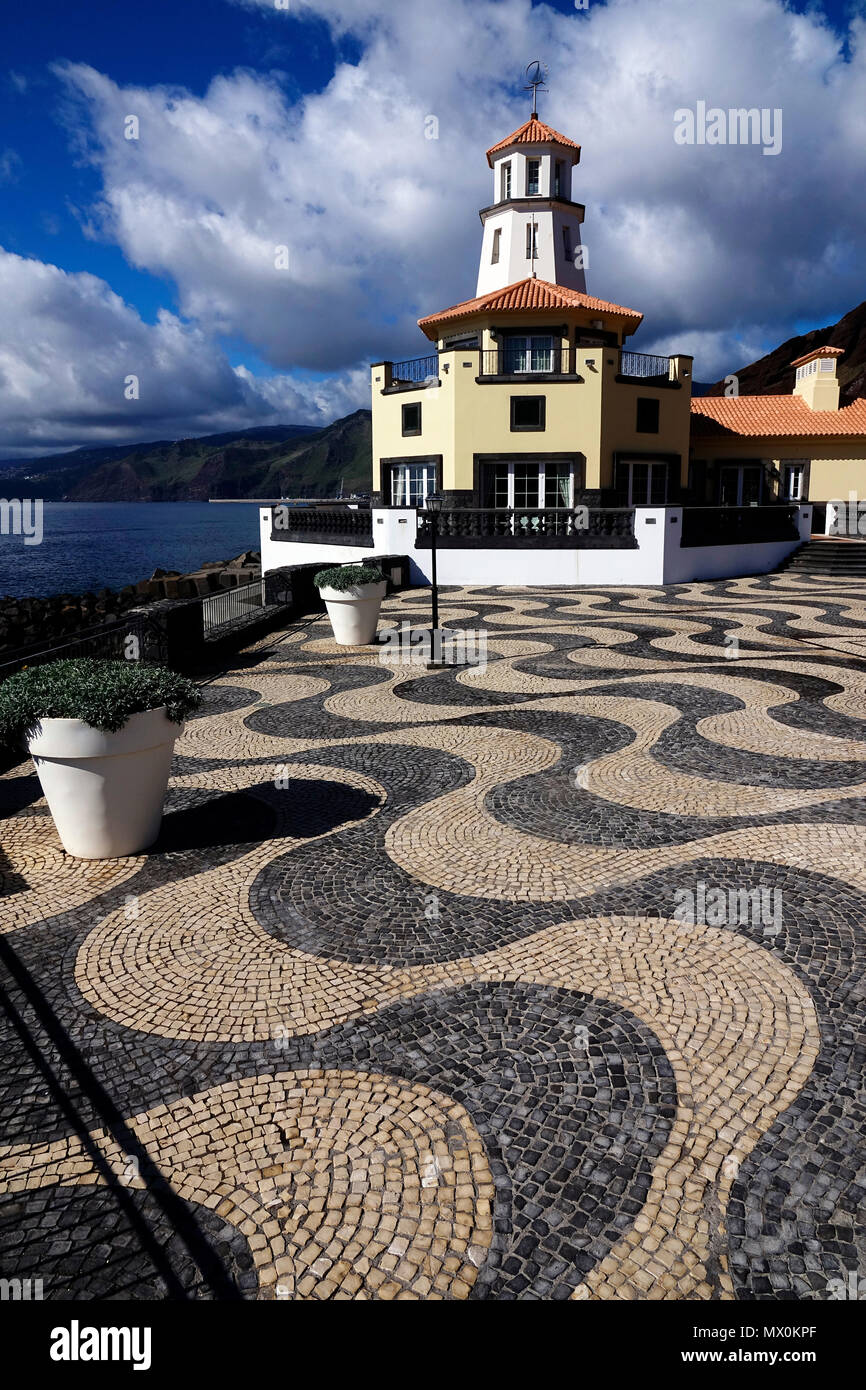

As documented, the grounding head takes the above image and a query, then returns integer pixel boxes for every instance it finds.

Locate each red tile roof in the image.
[418,277,642,337]
[486,118,581,167]
[691,394,866,439]
[790,345,844,368]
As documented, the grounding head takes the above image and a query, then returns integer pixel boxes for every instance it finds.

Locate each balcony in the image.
[478,348,574,378]
[381,355,441,392]
[416,507,637,549]
[617,351,676,382]
[377,347,685,389]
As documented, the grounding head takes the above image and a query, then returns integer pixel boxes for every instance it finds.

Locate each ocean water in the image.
[0,502,265,599]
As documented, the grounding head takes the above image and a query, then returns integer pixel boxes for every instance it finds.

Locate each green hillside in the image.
[0,411,373,501]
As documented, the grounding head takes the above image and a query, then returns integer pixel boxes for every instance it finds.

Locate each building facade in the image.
[260,114,813,588]
[690,346,866,530]
[371,115,695,519]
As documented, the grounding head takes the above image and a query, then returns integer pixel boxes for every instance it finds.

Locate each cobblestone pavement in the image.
[1,572,865,1300]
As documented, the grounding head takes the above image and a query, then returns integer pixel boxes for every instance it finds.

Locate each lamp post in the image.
[425,490,443,662]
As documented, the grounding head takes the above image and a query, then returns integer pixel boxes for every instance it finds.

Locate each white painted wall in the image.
[259,508,372,573]
[490,150,574,202]
[662,506,810,583]
[476,207,586,295]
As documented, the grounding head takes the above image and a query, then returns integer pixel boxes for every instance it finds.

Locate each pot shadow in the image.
[151,779,380,856]
[0,765,44,818]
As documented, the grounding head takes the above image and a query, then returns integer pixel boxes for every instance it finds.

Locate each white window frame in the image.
[491,227,501,264]
[525,158,540,196]
[490,460,574,510]
[500,161,512,201]
[783,461,807,500]
[504,334,554,373]
[390,462,437,507]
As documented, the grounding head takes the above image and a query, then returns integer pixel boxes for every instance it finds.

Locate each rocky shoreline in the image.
[0,550,261,660]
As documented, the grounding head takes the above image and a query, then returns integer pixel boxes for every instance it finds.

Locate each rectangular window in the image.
[720,463,762,506]
[554,161,563,197]
[615,460,668,506]
[525,221,538,260]
[545,463,572,508]
[401,402,422,437]
[492,464,510,508]
[783,463,806,500]
[491,228,501,264]
[636,397,660,433]
[510,396,546,431]
[500,161,512,201]
[513,462,540,509]
[484,460,576,510]
[503,335,554,373]
[391,462,436,506]
[525,158,540,195]
[562,226,572,262]
[742,465,762,506]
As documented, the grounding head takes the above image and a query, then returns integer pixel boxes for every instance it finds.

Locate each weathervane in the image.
[523,60,549,118]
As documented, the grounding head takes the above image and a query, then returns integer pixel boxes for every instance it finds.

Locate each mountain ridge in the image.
[0,413,371,501]
[705,299,866,403]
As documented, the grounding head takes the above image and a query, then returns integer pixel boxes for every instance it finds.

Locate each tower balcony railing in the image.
[388,355,440,387]
[479,348,573,377]
[618,350,674,380]
[378,347,683,389]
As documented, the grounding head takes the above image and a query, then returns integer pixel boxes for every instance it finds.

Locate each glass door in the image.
[503,335,554,373]
[719,464,763,506]
[615,461,668,505]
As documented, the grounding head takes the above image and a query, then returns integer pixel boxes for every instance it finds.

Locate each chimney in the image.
[791,346,842,411]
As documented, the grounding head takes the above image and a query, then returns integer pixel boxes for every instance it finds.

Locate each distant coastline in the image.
[0,500,263,600]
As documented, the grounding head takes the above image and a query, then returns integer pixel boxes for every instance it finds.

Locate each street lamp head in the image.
[425,491,444,513]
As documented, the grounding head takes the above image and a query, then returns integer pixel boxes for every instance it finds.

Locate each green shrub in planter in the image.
[313,563,384,592]
[0,657,201,747]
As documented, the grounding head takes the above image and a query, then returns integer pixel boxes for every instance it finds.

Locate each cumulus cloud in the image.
[0,249,366,457]
[55,0,866,386]
[7,0,866,455]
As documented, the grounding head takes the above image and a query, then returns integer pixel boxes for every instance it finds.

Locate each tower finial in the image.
[523,60,548,118]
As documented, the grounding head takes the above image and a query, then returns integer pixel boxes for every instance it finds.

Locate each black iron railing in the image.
[619,351,673,379]
[202,579,266,635]
[479,348,572,376]
[271,506,374,545]
[680,505,800,548]
[416,507,637,548]
[0,610,166,678]
[390,355,440,385]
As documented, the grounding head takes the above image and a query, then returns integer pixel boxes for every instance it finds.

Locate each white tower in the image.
[476,114,586,297]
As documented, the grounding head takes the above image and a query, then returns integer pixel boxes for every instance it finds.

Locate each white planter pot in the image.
[26,706,183,859]
[317,580,387,645]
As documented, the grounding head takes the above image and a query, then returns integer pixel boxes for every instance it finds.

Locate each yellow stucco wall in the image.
[371,316,693,497]
[690,437,866,499]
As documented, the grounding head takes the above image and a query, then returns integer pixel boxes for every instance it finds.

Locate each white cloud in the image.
[6,0,866,455]
[0,249,365,457]
[54,0,866,386]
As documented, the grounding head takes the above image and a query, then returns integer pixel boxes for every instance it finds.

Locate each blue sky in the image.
[1,0,865,456]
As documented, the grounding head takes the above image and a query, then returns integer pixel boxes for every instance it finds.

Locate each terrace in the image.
[2,568,866,1300]
[380,347,680,389]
